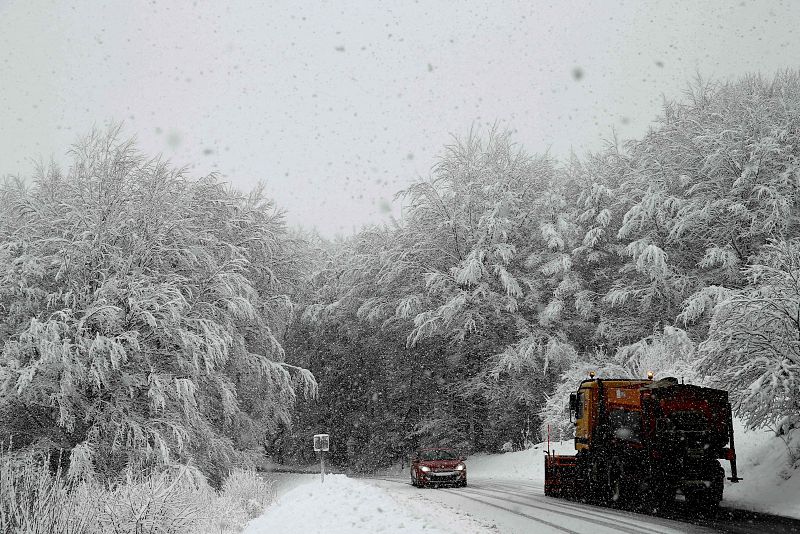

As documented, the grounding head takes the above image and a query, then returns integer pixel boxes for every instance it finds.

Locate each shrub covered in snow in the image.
[0,451,274,534]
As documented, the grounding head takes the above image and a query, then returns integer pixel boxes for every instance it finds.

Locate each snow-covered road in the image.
[369,476,800,534]
[249,473,800,533]
[371,476,707,534]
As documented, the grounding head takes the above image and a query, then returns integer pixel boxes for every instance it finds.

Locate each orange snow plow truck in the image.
[544,375,741,509]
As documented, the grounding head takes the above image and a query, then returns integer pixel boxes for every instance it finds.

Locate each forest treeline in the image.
[1,72,799,482]
[280,72,800,470]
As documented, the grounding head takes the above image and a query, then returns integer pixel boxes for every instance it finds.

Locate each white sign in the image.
[313,434,330,452]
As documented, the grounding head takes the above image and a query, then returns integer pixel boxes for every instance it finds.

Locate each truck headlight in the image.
[419,465,431,472]
[455,463,465,471]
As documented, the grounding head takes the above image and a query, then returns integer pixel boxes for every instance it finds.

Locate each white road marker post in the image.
[313,433,330,483]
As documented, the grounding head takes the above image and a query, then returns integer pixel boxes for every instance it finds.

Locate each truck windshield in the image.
[608,410,642,443]
[420,450,458,461]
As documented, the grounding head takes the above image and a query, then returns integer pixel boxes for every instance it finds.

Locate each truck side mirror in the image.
[569,392,579,424]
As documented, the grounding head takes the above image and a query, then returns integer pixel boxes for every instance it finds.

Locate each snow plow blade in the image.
[544,454,582,498]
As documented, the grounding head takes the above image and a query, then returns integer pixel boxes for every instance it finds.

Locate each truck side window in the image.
[575,392,584,419]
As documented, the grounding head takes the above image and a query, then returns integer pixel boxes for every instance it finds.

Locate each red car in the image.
[410,448,467,488]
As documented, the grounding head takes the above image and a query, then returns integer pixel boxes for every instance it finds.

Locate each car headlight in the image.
[455,463,465,471]
[419,465,431,472]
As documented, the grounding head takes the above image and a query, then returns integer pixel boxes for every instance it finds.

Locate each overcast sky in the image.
[1,0,799,236]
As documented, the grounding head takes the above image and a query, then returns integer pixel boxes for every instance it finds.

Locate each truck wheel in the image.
[606,461,628,507]
[645,481,675,512]
[687,482,722,513]
[686,491,720,513]
[588,460,607,504]
[687,465,723,513]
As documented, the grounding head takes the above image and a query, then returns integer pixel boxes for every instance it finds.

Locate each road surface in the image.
[264,472,800,533]
[365,476,800,534]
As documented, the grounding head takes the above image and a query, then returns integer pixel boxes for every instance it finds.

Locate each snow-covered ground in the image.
[722,419,800,518]
[242,474,493,534]
[466,439,574,482]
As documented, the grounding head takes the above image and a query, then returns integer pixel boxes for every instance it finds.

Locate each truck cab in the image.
[572,378,651,452]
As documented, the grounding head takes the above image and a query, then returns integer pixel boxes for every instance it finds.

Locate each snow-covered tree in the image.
[0,128,315,483]
[611,74,800,342]
[542,72,800,443]
[700,239,800,430]
[289,71,800,466]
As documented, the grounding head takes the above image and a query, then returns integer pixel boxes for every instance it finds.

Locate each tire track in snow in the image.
[374,478,578,533]
[477,480,688,534]
[436,488,582,534]
[451,487,660,534]
[454,485,692,534]
[374,477,709,534]
[465,480,800,534]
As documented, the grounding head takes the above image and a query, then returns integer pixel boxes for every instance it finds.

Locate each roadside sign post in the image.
[313,433,330,483]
